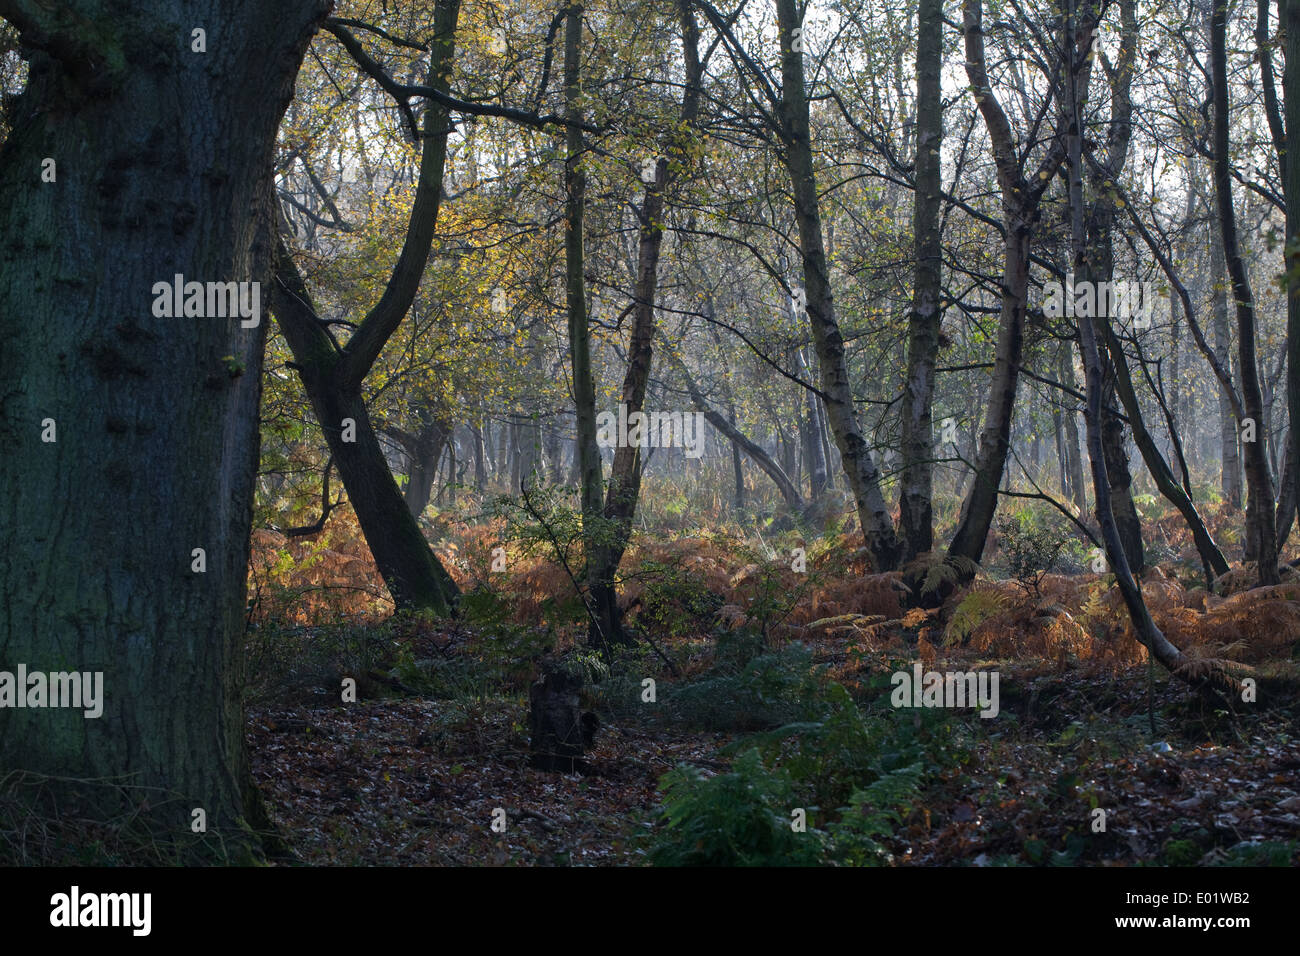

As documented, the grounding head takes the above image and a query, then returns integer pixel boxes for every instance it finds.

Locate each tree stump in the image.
[528,659,594,773]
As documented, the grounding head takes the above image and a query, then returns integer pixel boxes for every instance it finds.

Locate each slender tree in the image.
[1210,0,1278,583]
[271,5,463,616]
[562,2,607,644]
[588,0,702,643]
[1064,0,1190,677]
[948,0,1076,569]
[900,0,944,561]
[774,0,901,569]
[1284,0,1300,543]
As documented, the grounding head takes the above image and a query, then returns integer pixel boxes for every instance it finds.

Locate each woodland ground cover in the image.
[231,492,1300,867]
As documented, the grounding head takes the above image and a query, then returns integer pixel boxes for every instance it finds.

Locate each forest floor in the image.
[245,507,1300,866]
[248,643,1300,866]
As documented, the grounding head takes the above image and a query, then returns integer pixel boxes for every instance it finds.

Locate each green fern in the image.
[943,589,1006,646]
[828,762,924,865]
[904,552,981,599]
[650,749,824,866]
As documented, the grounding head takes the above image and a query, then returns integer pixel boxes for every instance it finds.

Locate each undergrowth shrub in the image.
[737,681,960,811]
[650,749,825,866]
[245,614,397,704]
[664,640,824,731]
[995,509,1071,596]
[1205,840,1297,866]
[627,558,724,639]
[246,517,390,624]
[651,670,964,866]
[828,762,926,865]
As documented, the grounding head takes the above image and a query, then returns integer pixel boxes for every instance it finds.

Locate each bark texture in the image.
[0,0,331,857]
[775,0,900,570]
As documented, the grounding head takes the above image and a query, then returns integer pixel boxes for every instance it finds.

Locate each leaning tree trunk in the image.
[272,3,463,616]
[1063,0,1189,677]
[675,353,804,512]
[775,0,901,570]
[0,0,330,859]
[947,0,1075,571]
[1080,0,1144,574]
[1102,323,1230,580]
[587,0,701,645]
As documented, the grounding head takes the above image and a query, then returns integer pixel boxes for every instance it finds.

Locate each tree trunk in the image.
[271,1,462,616]
[445,427,458,507]
[490,417,504,484]
[516,414,541,488]
[1060,346,1089,519]
[544,416,562,484]
[1099,363,1143,572]
[675,354,804,512]
[731,402,746,513]
[1064,0,1189,676]
[510,419,524,490]
[1210,210,1243,510]
[947,0,1075,570]
[1276,431,1296,549]
[586,0,701,645]
[779,422,797,484]
[798,347,829,500]
[0,0,330,858]
[394,415,450,519]
[817,394,837,491]
[1284,0,1300,549]
[1079,2,1144,573]
[900,0,944,561]
[775,0,901,569]
[1211,0,1278,583]
[1102,324,1230,579]
[562,4,606,644]
[473,420,487,491]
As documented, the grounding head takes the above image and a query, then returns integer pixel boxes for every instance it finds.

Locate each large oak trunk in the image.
[0,0,329,858]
